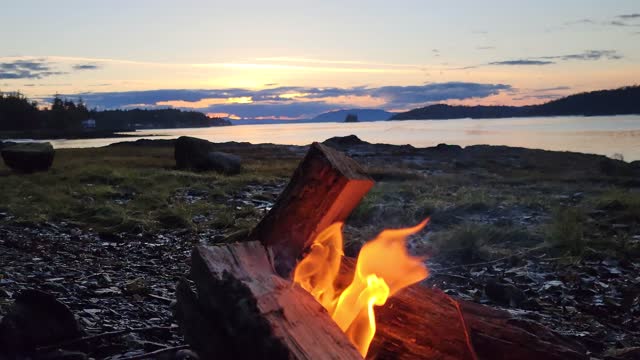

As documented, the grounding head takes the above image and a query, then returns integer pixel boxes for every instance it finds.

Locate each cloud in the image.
[0,59,66,79]
[542,49,623,61]
[483,49,622,69]
[62,82,512,119]
[536,86,571,91]
[489,60,555,66]
[618,13,640,20]
[564,19,596,26]
[513,94,563,101]
[72,63,101,71]
[477,46,496,50]
[367,82,511,108]
[563,15,640,28]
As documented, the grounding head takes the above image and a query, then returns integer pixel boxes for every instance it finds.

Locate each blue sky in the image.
[1,0,639,119]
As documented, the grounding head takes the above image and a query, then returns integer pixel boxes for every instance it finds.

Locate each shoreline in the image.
[0,130,141,141]
[53,136,640,166]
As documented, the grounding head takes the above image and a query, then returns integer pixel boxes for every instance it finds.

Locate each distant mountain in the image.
[312,109,394,122]
[391,86,640,120]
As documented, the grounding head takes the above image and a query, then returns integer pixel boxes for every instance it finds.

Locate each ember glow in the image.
[293,218,430,357]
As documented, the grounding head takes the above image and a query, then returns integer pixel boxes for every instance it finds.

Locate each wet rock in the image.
[1,142,55,173]
[0,289,83,354]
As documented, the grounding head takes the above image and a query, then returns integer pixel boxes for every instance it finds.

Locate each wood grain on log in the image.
[175,243,362,360]
[248,142,374,277]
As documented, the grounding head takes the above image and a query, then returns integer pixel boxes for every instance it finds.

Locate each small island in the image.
[344,113,359,122]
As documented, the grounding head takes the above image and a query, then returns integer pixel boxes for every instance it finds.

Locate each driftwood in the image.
[176,142,588,360]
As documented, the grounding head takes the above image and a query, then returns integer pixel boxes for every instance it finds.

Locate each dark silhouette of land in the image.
[391,86,640,120]
[344,113,359,122]
[0,93,230,139]
[2,86,638,139]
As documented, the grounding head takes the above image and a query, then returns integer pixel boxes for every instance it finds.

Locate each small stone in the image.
[124,278,150,295]
[485,280,527,308]
[94,287,122,296]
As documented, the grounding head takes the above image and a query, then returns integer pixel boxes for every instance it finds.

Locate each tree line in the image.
[0,91,230,133]
[0,92,90,132]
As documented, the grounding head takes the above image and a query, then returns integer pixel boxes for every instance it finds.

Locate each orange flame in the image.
[293,218,429,357]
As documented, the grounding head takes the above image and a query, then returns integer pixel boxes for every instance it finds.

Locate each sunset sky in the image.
[1,0,639,120]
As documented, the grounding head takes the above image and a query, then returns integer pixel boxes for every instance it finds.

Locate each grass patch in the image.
[430,223,534,263]
[596,189,640,221]
[546,207,587,255]
[0,144,295,234]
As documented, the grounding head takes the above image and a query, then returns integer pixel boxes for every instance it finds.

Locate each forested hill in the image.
[391,86,640,120]
[91,109,231,131]
[0,93,231,133]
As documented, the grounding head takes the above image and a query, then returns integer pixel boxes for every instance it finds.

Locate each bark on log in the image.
[248,142,374,277]
[175,243,363,360]
[373,285,587,360]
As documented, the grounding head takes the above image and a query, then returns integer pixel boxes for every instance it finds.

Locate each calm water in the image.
[37,115,640,161]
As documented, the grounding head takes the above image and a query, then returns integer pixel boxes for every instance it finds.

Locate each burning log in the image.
[176,141,588,360]
[248,142,374,277]
[339,258,587,360]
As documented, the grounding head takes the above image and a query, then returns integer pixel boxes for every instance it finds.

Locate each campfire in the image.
[293,219,430,356]
[175,142,588,360]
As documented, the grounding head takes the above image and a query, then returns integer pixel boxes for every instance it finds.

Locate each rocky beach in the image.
[1,136,639,359]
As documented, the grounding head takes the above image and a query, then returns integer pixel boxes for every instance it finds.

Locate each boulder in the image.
[0,289,83,354]
[434,143,463,152]
[1,142,55,172]
[322,135,368,148]
[174,136,241,174]
[206,151,241,175]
